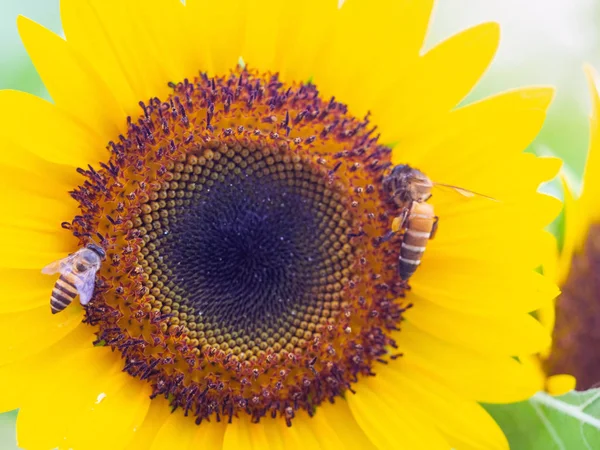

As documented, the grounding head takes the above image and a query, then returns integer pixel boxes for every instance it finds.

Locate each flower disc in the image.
[71,69,406,424]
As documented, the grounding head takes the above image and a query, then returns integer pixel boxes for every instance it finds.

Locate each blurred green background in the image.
[0,0,597,448]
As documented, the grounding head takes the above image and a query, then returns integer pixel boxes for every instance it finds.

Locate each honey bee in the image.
[42,243,106,314]
[382,164,495,281]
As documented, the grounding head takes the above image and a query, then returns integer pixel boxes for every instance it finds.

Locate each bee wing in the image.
[74,269,98,305]
[41,253,77,275]
[433,182,499,202]
[406,175,434,189]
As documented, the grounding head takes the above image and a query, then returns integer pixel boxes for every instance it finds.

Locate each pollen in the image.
[65,68,409,424]
[544,224,600,390]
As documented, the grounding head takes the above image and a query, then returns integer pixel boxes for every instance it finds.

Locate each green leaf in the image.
[485,391,600,450]
[0,410,19,450]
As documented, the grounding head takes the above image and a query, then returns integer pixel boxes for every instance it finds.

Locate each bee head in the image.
[388,164,409,177]
[86,243,106,260]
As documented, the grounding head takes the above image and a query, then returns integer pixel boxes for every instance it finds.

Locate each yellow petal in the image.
[0,160,77,199]
[348,376,450,449]
[423,154,560,202]
[309,399,376,449]
[17,347,121,449]
[536,239,557,357]
[546,374,576,396]
[63,0,197,109]
[17,15,124,142]
[404,295,551,356]
[558,175,584,285]
[274,0,340,84]
[61,0,185,115]
[312,0,434,115]
[394,87,554,165]
[411,258,559,315]
[186,0,247,76]
[0,195,73,233]
[396,322,544,403]
[0,324,94,414]
[64,372,152,450]
[343,0,435,66]
[0,166,77,233]
[0,90,104,167]
[540,229,560,285]
[222,415,287,450]
[125,397,171,450]
[218,408,326,450]
[270,413,322,450]
[241,0,287,71]
[0,143,80,192]
[17,382,65,449]
[581,64,600,225]
[377,22,500,143]
[0,360,30,413]
[0,304,83,366]
[222,400,373,450]
[517,357,576,398]
[0,226,75,270]
[0,269,54,313]
[125,0,196,87]
[537,301,556,355]
[188,420,228,449]
[60,0,137,116]
[15,332,109,449]
[430,188,558,228]
[431,193,556,239]
[427,192,561,268]
[382,361,508,450]
[151,412,225,450]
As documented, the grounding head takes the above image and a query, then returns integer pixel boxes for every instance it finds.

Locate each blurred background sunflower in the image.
[0,0,598,448]
[539,65,600,392]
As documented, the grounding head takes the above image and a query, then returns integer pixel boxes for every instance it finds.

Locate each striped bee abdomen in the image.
[399,202,435,281]
[50,274,78,314]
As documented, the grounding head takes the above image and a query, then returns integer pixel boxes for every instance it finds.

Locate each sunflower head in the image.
[0,0,562,448]
[64,67,418,423]
[541,65,600,392]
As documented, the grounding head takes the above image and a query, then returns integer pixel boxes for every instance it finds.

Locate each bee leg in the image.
[379,230,396,243]
[391,217,403,233]
[429,216,439,239]
[391,207,411,233]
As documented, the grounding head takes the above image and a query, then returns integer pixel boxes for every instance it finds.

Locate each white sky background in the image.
[429,0,599,111]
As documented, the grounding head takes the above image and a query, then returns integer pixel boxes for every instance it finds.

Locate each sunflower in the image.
[541,65,600,392]
[0,0,561,449]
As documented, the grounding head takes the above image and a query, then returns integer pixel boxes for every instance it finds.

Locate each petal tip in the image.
[584,63,599,82]
[540,155,563,179]
[15,14,34,33]
[478,21,501,43]
[528,86,556,109]
[546,374,576,396]
[585,63,600,103]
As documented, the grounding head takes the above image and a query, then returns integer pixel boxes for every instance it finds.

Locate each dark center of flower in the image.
[65,68,409,424]
[545,223,600,390]
[138,147,354,357]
